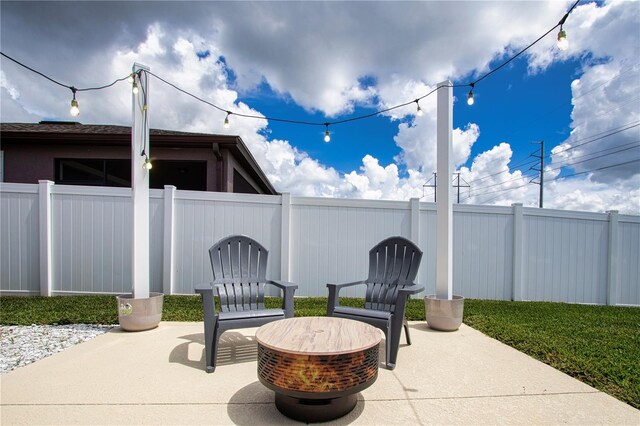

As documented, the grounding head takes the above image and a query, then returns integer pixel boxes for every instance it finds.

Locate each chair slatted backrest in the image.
[365,237,423,311]
[209,236,269,312]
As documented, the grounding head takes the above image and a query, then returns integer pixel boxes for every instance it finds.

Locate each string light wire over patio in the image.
[0,0,580,143]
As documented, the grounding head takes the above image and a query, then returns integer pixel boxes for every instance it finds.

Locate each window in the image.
[55,158,207,190]
[233,169,258,194]
[150,160,206,191]
[55,159,130,187]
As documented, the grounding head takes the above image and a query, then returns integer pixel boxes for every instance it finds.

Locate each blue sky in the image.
[1,1,639,213]
[242,55,578,176]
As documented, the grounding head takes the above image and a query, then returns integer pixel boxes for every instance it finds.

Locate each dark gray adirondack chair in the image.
[327,236,424,370]
[195,235,297,373]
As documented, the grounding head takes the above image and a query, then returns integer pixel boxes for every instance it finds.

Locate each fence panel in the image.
[51,186,132,294]
[522,209,609,304]
[149,190,164,294]
[171,192,282,295]
[290,198,411,297]
[453,205,513,300]
[418,207,437,295]
[617,216,640,305]
[0,184,39,294]
[1,183,638,305]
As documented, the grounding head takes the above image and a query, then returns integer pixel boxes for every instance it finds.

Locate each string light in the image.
[69,87,79,117]
[0,0,581,141]
[140,149,152,170]
[557,27,568,50]
[555,0,579,52]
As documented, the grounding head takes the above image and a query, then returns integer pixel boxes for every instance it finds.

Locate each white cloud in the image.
[458,143,532,206]
[0,1,638,214]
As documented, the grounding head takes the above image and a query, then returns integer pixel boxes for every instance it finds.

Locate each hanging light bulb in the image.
[69,88,80,117]
[324,123,331,143]
[415,100,423,116]
[224,112,231,129]
[467,90,474,106]
[127,73,135,84]
[143,156,152,170]
[132,81,139,95]
[557,27,568,51]
[467,84,475,106]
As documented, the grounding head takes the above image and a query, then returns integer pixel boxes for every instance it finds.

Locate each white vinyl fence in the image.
[1,181,638,306]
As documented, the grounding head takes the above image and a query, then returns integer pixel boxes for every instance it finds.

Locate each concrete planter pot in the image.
[116,292,164,332]
[424,295,464,332]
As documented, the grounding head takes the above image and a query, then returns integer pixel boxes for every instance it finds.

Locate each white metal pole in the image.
[435,80,453,300]
[131,63,150,299]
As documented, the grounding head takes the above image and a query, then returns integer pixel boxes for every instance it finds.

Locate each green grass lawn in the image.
[1,295,638,408]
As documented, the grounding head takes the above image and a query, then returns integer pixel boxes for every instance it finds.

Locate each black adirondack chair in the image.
[327,236,424,369]
[195,235,297,373]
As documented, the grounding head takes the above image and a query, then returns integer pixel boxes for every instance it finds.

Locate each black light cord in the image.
[0,0,581,130]
[0,52,131,93]
[145,69,323,126]
[145,0,581,126]
[1,51,69,89]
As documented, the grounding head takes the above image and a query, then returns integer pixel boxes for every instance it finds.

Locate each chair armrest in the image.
[398,284,425,296]
[326,280,366,316]
[194,283,218,333]
[267,280,298,290]
[194,282,213,294]
[393,285,425,320]
[267,280,298,318]
[326,280,366,291]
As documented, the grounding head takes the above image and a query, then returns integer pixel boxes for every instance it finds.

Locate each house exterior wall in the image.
[222,149,263,194]
[1,143,221,192]
[1,182,638,305]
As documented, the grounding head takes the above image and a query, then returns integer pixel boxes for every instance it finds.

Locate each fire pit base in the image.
[256,317,382,423]
[275,393,358,423]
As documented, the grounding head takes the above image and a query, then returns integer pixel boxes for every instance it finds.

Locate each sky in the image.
[1,1,639,214]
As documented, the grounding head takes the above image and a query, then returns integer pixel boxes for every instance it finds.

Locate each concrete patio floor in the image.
[1,321,638,425]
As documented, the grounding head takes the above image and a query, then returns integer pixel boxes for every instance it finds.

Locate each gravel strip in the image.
[0,324,115,373]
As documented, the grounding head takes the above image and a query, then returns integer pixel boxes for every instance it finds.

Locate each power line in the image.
[465,171,537,199]
[478,181,532,205]
[548,158,640,181]
[501,66,638,150]
[465,122,640,187]
[548,141,640,170]
[466,157,538,185]
[474,157,640,205]
[571,64,640,102]
[465,143,639,203]
[550,122,640,155]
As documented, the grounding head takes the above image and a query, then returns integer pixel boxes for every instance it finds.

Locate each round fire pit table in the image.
[256,316,382,423]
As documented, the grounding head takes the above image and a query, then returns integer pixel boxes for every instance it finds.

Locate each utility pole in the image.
[531,140,544,208]
[423,172,437,202]
[453,173,470,203]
